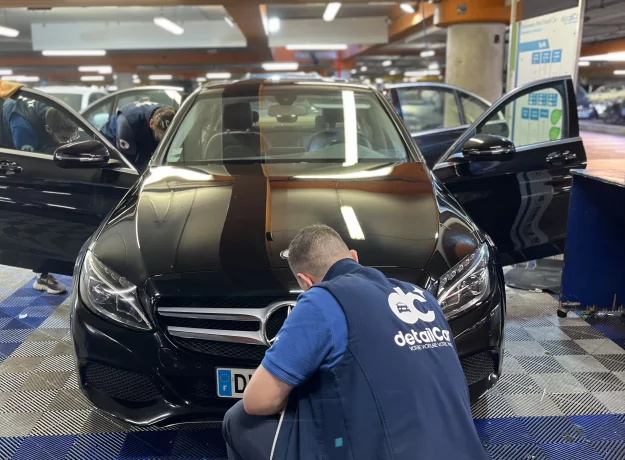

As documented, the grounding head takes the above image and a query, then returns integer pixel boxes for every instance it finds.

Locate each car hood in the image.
[93,161,440,295]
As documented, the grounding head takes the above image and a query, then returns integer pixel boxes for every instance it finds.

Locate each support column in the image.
[116,73,134,90]
[445,23,506,102]
[435,0,518,102]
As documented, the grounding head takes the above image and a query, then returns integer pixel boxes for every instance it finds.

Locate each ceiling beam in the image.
[342,3,435,62]
[581,39,625,57]
[0,0,384,6]
[0,51,263,68]
[224,4,272,61]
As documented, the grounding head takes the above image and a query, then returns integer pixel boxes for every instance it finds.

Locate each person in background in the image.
[1,97,78,152]
[100,101,176,172]
[222,224,487,460]
[1,97,79,295]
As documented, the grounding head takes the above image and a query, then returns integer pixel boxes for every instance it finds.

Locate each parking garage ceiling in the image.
[0,1,623,84]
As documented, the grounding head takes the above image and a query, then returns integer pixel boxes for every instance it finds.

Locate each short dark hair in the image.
[288,224,350,277]
[152,107,176,137]
[45,108,77,133]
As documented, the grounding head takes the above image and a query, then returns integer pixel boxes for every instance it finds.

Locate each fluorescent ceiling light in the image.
[389,69,398,75]
[2,75,39,82]
[153,17,184,35]
[149,74,173,80]
[224,16,235,28]
[81,75,105,82]
[0,69,12,76]
[42,50,106,57]
[428,62,439,70]
[286,44,348,51]
[404,69,441,77]
[133,78,141,84]
[342,90,358,167]
[578,61,590,67]
[340,206,365,240]
[107,85,118,91]
[0,25,19,38]
[78,66,112,74]
[614,70,625,75]
[360,65,368,72]
[351,68,357,74]
[197,77,207,82]
[206,72,232,79]
[583,52,625,62]
[399,3,415,13]
[262,62,299,71]
[375,78,384,84]
[420,50,435,58]
[382,60,392,67]
[268,17,281,34]
[323,3,342,22]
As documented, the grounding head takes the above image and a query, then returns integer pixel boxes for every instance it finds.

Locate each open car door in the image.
[0,87,139,275]
[433,76,586,265]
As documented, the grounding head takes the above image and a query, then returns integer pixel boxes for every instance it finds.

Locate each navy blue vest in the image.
[1,97,52,149]
[272,259,487,460]
[101,102,161,151]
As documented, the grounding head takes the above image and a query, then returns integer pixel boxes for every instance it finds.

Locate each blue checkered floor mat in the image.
[0,266,625,459]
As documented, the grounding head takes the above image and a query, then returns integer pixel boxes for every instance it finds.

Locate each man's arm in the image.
[115,115,138,161]
[242,290,339,416]
[9,114,39,151]
[243,365,293,416]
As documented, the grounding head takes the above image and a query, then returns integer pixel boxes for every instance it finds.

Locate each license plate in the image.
[216,368,255,398]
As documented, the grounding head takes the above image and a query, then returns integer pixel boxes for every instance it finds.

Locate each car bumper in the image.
[71,262,505,427]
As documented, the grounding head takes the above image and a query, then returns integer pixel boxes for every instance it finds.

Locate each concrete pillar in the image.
[116,73,134,90]
[445,23,506,102]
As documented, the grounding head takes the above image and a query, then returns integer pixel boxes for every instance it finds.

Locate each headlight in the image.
[79,251,152,330]
[437,243,491,318]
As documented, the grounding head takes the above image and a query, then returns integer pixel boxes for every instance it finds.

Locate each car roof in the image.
[35,86,104,94]
[199,78,372,92]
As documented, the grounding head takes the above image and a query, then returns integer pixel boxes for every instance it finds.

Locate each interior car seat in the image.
[308,108,372,152]
[204,102,267,161]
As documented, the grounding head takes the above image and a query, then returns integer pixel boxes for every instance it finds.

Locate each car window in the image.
[476,83,567,147]
[1,92,96,155]
[165,86,411,165]
[459,94,490,124]
[85,99,113,130]
[46,93,83,112]
[117,90,183,112]
[88,92,106,105]
[395,87,461,133]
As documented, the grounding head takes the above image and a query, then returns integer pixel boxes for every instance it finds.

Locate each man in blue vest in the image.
[222,224,487,460]
[1,97,79,295]
[1,97,78,153]
[99,101,176,172]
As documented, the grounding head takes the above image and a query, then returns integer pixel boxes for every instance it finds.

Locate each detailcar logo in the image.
[280,249,289,259]
[388,286,435,325]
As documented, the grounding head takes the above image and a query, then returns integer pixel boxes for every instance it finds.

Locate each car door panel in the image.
[434,77,586,265]
[0,88,137,275]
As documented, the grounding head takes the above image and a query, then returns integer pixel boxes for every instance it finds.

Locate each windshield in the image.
[164,85,410,165]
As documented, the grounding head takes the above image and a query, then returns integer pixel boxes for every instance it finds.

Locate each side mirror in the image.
[461,134,515,162]
[53,140,110,168]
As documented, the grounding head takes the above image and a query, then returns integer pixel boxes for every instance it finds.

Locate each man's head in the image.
[288,224,358,291]
[45,108,78,144]
[150,107,177,141]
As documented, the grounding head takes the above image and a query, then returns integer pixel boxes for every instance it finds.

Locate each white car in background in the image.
[35,86,108,112]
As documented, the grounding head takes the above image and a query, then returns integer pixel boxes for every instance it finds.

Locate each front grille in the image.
[171,337,269,361]
[460,352,495,385]
[84,363,160,402]
[164,316,260,332]
[157,296,283,310]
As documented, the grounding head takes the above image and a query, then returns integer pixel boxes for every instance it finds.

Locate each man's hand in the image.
[243,365,293,416]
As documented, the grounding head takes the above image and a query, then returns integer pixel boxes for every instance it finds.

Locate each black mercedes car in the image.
[0,76,585,426]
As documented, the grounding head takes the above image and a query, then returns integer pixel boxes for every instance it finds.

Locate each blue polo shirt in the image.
[262,288,348,386]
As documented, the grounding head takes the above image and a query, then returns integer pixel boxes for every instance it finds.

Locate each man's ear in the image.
[149,119,155,131]
[350,250,359,263]
[296,273,314,290]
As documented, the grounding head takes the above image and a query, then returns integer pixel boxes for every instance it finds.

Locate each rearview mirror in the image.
[461,134,515,161]
[53,140,110,168]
